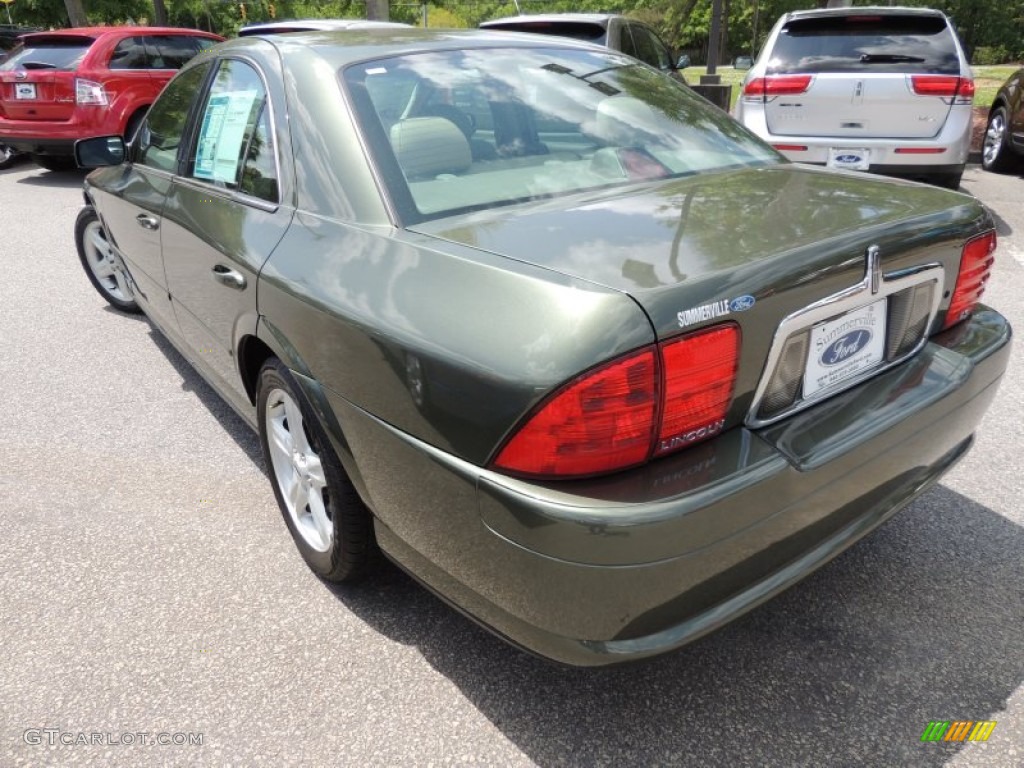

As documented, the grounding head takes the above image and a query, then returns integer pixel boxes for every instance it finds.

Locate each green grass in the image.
[971,64,1018,109]
[686,64,1020,111]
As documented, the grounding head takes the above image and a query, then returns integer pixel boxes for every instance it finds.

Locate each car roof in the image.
[784,6,947,21]
[480,13,620,28]
[19,26,222,43]
[220,27,605,64]
[239,19,411,36]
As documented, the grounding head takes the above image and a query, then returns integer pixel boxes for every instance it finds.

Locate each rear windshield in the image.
[0,39,93,71]
[769,14,959,74]
[345,48,780,223]
[484,21,607,45]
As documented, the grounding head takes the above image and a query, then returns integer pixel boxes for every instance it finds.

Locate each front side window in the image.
[137,63,212,172]
[188,59,277,201]
[346,48,780,222]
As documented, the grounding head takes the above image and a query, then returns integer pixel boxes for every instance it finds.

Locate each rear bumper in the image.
[738,101,972,172]
[0,114,113,156]
[323,308,1010,666]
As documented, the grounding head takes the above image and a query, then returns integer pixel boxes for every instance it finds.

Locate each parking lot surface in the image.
[1,163,1022,766]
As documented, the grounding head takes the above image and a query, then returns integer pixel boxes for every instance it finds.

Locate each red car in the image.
[0,26,221,170]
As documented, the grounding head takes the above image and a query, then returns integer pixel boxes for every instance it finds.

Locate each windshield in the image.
[345,48,780,222]
[769,14,959,74]
[0,39,93,71]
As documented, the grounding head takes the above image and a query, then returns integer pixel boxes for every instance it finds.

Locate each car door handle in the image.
[136,213,160,230]
[211,264,247,290]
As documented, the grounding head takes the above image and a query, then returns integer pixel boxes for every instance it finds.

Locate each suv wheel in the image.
[982,106,1017,173]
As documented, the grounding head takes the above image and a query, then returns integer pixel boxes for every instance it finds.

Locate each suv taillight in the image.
[743,75,812,98]
[910,75,974,104]
[75,79,108,106]
[943,231,996,331]
[492,325,740,478]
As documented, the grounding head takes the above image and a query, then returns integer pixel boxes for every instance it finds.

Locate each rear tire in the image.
[31,154,77,172]
[982,105,1018,173]
[0,143,23,170]
[257,358,379,583]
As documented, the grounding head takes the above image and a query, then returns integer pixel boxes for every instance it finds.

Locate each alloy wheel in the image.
[264,388,333,553]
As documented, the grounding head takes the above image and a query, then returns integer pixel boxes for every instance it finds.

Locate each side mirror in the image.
[75,136,126,168]
[676,53,691,70]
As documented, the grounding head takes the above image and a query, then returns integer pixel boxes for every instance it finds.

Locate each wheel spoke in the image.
[112,268,132,299]
[87,228,109,256]
[92,257,115,279]
[267,409,293,461]
[305,454,326,490]
[284,396,311,454]
[285,469,305,513]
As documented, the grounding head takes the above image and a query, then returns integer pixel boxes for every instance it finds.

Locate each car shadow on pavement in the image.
[144,324,265,468]
[330,485,1021,766]
[14,168,90,189]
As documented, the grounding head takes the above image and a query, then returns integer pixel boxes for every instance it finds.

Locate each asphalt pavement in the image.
[1,160,1022,767]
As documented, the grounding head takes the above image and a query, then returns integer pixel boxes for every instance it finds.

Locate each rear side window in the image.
[769,14,960,74]
[108,37,149,69]
[147,35,203,70]
[0,39,93,71]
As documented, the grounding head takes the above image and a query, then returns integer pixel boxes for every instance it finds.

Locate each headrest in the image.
[389,117,472,179]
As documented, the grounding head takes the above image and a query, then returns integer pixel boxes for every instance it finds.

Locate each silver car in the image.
[735,7,973,189]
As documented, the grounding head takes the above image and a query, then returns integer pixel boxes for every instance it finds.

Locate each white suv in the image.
[735,7,973,189]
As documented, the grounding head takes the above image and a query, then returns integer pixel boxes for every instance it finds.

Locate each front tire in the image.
[75,207,140,313]
[257,359,378,582]
[982,105,1018,173]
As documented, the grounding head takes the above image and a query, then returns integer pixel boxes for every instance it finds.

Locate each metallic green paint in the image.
[80,29,1012,665]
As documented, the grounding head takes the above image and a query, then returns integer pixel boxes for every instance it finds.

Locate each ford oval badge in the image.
[835,154,861,164]
[821,330,872,366]
[729,295,756,312]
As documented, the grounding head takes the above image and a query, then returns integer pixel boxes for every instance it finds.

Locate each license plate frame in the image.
[827,147,870,171]
[14,83,37,100]
[803,299,887,398]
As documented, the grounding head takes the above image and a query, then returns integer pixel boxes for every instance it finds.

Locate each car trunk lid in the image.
[409,165,986,343]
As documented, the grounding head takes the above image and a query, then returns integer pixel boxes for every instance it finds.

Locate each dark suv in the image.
[0,26,222,170]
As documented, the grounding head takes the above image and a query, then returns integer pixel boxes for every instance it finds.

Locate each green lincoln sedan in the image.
[73,29,1011,666]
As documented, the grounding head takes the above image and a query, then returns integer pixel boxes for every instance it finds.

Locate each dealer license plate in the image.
[15,83,37,100]
[827,148,870,171]
[803,299,887,398]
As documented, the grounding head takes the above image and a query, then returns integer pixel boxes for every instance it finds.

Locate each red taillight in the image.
[655,326,739,457]
[894,147,947,154]
[743,75,812,97]
[492,349,658,477]
[910,75,974,103]
[492,325,740,478]
[772,144,808,152]
[943,231,996,330]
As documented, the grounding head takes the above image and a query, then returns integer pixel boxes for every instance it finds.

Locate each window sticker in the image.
[194,90,260,182]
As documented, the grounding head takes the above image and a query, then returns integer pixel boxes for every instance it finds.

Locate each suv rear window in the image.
[769,14,959,75]
[0,37,94,71]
